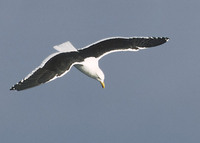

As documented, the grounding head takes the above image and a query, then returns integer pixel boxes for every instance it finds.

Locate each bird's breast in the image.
[74,57,100,79]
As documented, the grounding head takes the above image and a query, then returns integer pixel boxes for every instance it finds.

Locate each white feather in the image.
[53,41,77,52]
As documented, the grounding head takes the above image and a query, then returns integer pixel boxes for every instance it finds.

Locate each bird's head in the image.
[96,69,105,88]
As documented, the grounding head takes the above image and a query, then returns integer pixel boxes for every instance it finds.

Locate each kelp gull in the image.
[10,37,169,91]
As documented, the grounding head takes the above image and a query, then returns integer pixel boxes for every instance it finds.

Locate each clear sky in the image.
[1,0,200,143]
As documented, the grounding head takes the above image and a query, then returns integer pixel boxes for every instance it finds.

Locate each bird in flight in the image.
[10,37,169,91]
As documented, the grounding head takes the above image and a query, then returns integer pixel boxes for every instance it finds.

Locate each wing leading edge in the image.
[78,37,169,59]
[10,52,83,91]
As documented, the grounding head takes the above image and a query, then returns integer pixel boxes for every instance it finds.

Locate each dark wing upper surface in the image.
[10,52,83,91]
[78,37,169,59]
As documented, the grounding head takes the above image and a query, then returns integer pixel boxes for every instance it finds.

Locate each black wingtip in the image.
[10,86,17,91]
[164,37,170,41]
[155,37,169,42]
[10,87,14,90]
[10,81,22,91]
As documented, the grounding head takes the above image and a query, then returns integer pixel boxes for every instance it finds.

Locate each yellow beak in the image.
[100,81,105,88]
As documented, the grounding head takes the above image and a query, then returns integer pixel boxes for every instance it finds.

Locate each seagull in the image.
[10,37,169,91]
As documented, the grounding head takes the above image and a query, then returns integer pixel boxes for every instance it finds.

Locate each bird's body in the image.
[10,37,169,91]
[75,57,103,79]
[74,57,105,88]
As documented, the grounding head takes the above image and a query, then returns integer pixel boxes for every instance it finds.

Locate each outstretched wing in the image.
[78,37,169,59]
[10,52,83,91]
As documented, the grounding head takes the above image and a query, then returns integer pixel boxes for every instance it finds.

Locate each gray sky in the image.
[1,0,200,142]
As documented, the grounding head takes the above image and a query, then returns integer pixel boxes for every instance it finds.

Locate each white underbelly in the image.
[74,57,99,79]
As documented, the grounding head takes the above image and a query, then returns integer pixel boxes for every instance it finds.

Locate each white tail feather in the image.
[53,41,77,52]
